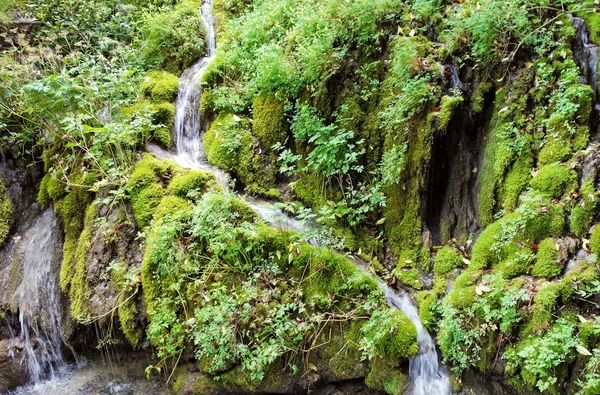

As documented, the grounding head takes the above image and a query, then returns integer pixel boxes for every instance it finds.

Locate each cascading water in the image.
[169,4,451,393]
[172,0,230,190]
[13,209,65,383]
[571,15,600,108]
[384,286,451,395]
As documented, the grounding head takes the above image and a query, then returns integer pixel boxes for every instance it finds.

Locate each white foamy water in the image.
[13,209,65,383]
[384,286,451,395]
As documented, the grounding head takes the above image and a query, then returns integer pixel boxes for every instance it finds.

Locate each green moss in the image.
[472,82,492,113]
[132,183,165,229]
[69,203,96,322]
[417,290,437,331]
[0,178,14,244]
[501,156,532,213]
[590,225,600,255]
[46,175,67,201]
[154,196,193,221]
[365,357,407,395]
[521,202,565,241]
[118,291,141,348]
[37,174,51,208]
[205,114,275,194]
[494,244,535,279]
[530,163,578,199]
[532,238,562,278]
[291,172,326,208]
[252,94,287,156]
[141,71,180,102]
[168,170,216,199]
[150,101,175,125]
[526,282,562,335]
[581,8,600,44]
[433,246,462,277]
[470,219,505,270]
[153,127,171,148]
[571,181,598,237]
[385,113,435,256]
[437,95,463,130]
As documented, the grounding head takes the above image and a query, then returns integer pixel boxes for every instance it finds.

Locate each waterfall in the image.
[383,286,452,395]
[13,209,65,383]
[172,0,230,189]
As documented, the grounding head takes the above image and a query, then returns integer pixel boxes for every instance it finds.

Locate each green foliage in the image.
[530,163,578,199]
[142,189,415,382]
[439,272,528,372]
[140,0,206,73]
[505,319,579,393]
[141,71,180,102]
[532,238,562,279]
[380,142,408,186]
[0,178,14,244]
[577,347,600,395]
[434,246,463,277]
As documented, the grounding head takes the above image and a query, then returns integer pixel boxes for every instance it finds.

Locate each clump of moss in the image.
[252,94,287,158]
[68,203,96,322]
[500,157,532,213]
[525,282,563,336]
[154,196,193,221]
[205,114,275,194]
[365,357,407,395]
[118,291,141,348]
[132,183,165,229]
[571,181,598,237]
[532,238,562,278]
[472,82,493,113]
[495,244,535,279]
[0,178,14,244]
[437,95,463,130]
[168,170,216,199]
[141,71,180,102]
[590,225,600,256]
[530,163,578,199]
[434,246,462,276]
[417,290,438,331]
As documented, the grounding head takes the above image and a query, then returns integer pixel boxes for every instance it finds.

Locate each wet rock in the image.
[0,339,28,391]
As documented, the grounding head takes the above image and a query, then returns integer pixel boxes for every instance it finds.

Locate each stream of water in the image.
[165,1,451,393]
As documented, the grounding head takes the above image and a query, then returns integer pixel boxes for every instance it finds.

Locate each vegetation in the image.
[2,0,600,393]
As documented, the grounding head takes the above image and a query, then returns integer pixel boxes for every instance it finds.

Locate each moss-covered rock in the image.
[437,95,463,130]
[118,290,141,348]
[154,196,193,222]
[530,163,578,199]
[365,356,407,395]
[141,71,180,102]
[252,94,287,156]
[167,170,216,199]
[0,177,14,244]
[590,225,600,255]
[571,181,598,238]
[434,246,462,277]
[205,114,275,194]
[132,183,165,229]
[532,238,562,278]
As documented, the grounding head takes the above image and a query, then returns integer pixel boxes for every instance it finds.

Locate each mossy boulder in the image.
[132,183,165,229]
[437,95,463,130]
[154,196,193,221]
[571,181,598,238]
[434,246,462,277]
[167,170,216,199]
[530,163,578,199]
[205,114,275,194]
[532,238,562,278]
[0,178,14,244]
[252,94,287,156]
[365,356,407,395]
[141,71,180,102]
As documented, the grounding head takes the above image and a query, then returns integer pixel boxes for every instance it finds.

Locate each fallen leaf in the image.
[577,345,592,356]
[376,217,386,225]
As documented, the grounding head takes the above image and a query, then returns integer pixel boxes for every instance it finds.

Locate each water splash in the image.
[383,286,451,395]
[14,209,65,382]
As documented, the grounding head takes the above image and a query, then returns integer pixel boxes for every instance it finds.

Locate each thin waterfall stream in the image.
[165,1,452,393]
